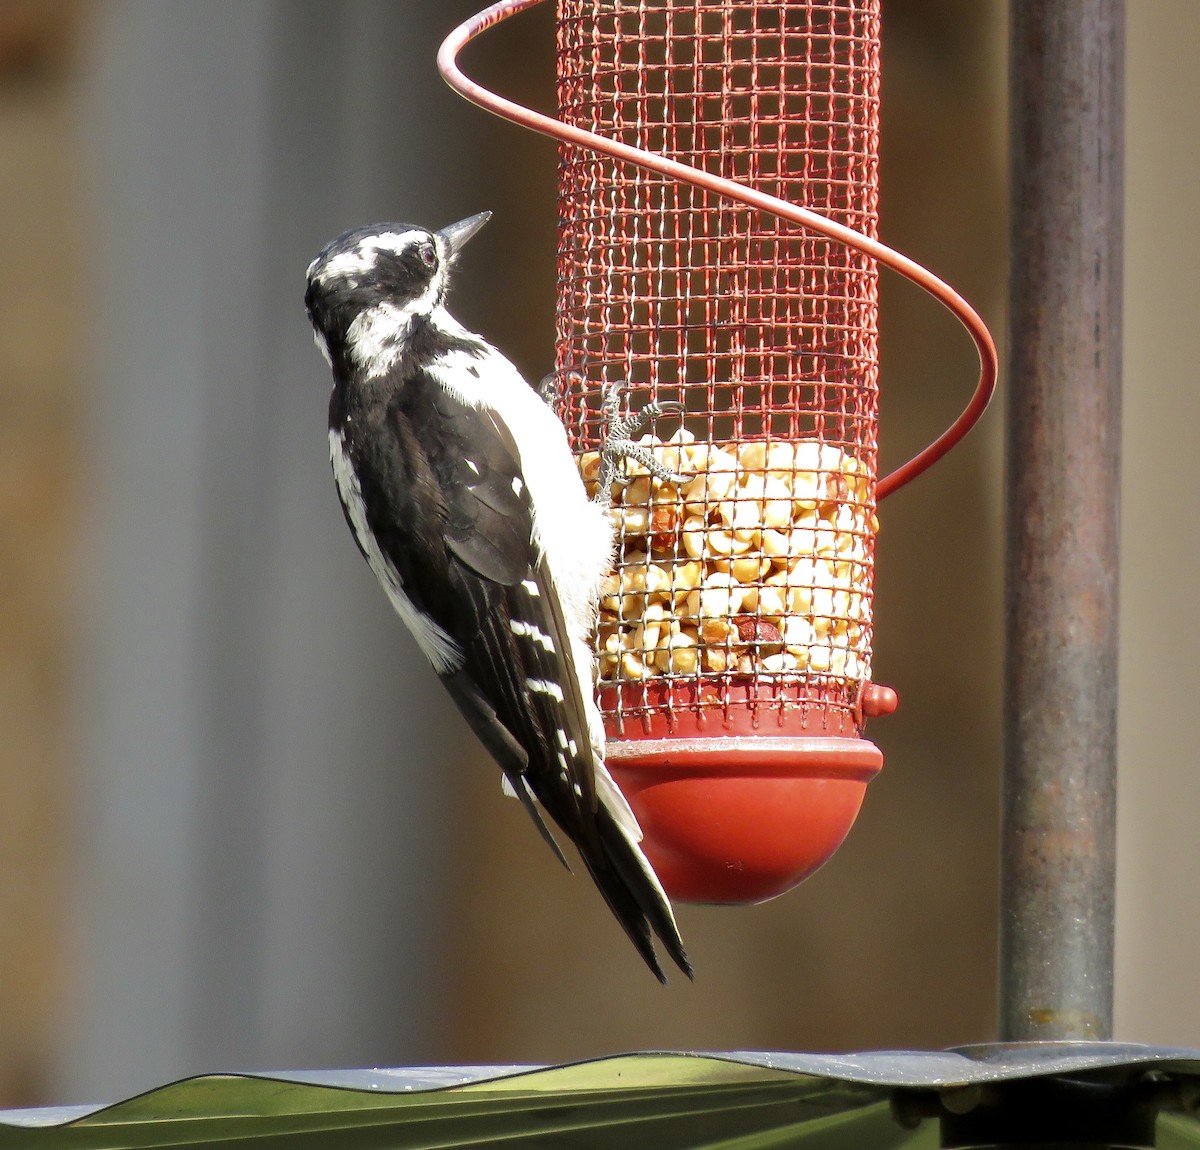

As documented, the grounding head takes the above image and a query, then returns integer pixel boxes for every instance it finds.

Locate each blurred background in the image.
[0,0,1195,1111]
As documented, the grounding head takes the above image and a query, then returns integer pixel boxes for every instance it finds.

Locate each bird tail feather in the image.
[582,796,693,983]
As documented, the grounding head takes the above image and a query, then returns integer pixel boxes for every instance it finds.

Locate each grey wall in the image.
[64,0,495,1101]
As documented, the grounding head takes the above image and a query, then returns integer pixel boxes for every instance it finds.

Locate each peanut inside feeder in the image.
[581,429,876,691]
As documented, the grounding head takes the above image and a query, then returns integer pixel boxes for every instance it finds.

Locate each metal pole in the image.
[1002,2,1124,1042]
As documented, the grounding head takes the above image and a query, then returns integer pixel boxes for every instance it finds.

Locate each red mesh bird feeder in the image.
[440,0,996,904]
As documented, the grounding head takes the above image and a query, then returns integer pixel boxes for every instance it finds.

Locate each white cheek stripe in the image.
[310,229,426,286]
[345,268,446,378]
[345,303,412,375]
[314,248,373,282]
[330,428,463,674]
[360,229,425,258]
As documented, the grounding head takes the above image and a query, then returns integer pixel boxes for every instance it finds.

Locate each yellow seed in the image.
[786,584,813,614]
[791,440,846,506]
[681,515,708,559]
[754,586,787,620]
[760,476,795,528]
[763,573,811,614]
[730,554,770,584]
[611,504,649,535]
[579,451,602,480]
[827,647,850,678]
[658,428,695,473]
[642,564,670,597]
[632,474,660,508]
[703,647,729,673]
[687,578,740,621]
[626,620,661,654]
[739,440,800,475]
[764,442,800,474]
[761,528,789,558]
[706,524,753,556]
[814,526,839,556]
[663,630,698,675]
[761,651,801,674]
[621,566,646,595]
[687,442,740,473]
[706,571,745,610]
[738,441,769,472]
[730,525,761,548]
[781,614,815,651]
[835,538,869,567]
[670,646,699,674]
[620,651,648,679]
[834,502,860,529]
[762,525,817,559]
[682,468,737,513]
[699,616,734,646]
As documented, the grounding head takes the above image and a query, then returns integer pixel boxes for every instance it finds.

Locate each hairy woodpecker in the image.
[304,212,691,981]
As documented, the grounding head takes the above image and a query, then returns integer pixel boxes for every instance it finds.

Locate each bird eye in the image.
[419,243,437,268]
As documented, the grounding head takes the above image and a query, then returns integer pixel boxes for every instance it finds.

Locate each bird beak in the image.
[437,211,492,264]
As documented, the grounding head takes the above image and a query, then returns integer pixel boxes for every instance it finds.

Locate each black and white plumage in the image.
[304,212,691,981]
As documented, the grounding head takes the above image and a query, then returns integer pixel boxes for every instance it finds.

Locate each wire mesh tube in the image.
[556,1,883,733]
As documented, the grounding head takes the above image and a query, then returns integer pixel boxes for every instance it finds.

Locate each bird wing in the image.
[344,370,599,846]
[339,367,690,981]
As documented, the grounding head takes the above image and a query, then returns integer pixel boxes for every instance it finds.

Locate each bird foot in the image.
[536,371,562,408]
[597,381,689,504]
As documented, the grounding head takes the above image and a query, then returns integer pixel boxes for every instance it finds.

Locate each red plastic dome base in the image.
[601,683,891,904]
[609,734,882,904]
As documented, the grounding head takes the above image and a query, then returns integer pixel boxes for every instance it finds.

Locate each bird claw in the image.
[536,371,562,408]
[597,381,690,503]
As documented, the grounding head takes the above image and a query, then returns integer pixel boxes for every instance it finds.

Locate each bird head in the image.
[305,211,491,377]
